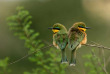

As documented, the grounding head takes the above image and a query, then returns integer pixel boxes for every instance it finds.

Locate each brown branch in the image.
[105,57,110,67]
[8,44,53,66]
[85,42,110,70]
[85,44,110,50]
[102,49,108,74]
[91,49,108,74]
[85,42,109,74]
[8,41,110,67]
[91,50,100,74]
[90,41,103,46]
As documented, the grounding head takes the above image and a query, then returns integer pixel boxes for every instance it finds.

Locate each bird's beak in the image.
[48,27,53,29]
[85,27,91,29]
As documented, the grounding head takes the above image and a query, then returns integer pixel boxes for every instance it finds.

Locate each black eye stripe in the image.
[78,26,85,28]
[53,28,60,30]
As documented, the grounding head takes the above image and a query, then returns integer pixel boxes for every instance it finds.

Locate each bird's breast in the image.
[53,41,59,49]
[53,34,59,49]
[80,32,87,45]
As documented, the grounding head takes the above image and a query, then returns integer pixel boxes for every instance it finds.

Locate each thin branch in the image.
[86,42,110,69]
[91,49,108,74]
[90,41,103,46]
[85,44,110,50]
[8,41,110,66]
[88,42,109,74]
[43,40,51,46]
[91,50,100,74]
[105,56,110,67]
[102,49,108,74]
[8,44,53,66]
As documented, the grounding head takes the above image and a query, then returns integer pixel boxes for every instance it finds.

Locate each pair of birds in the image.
[48,22,90,66]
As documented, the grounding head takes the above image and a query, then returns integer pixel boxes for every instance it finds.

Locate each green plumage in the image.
[68,22,86,66]
[54,34,68,50]
[68,28,85,49]
[49,22,90,65]
[53,33,68,63]
[52,23,68,63]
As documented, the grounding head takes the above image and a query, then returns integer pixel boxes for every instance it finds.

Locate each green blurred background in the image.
[0,0,110,74]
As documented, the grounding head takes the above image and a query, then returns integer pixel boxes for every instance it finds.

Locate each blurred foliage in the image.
[0,57,11,74]
[83,49,106,74]
[24,47,67,74]
[0,5,108,74]
[6,6,67,74]
[7,6,44,51]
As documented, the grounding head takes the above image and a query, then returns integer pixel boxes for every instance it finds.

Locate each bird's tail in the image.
[61,49,68,63]
[70,49,76,66]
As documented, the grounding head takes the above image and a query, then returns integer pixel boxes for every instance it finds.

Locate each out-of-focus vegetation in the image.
[0,6,109,74]
[83,49,105,74]
[6,6,67,74]
[0,0,110,74]
[0,57,11,74]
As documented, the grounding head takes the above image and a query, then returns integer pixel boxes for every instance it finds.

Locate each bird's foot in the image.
[61,58,68,64]
[69,60,76,66]
[69,63,76,66]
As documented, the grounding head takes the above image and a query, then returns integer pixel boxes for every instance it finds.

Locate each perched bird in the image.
[48,23,68,63]
[68,22,90,66]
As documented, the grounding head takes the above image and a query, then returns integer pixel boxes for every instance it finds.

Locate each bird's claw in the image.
[69,60,76,66]
[61,58,68,64]
[69,63,76,66]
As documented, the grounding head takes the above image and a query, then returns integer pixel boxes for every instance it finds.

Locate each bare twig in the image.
[102,49,108,74]
[8,44,53,65]
[43,40,51,46]
[105,57,110,67]
[91,50,100,74]
[90,41,103,46]
[8,41,110,67]
[91,49,108,74]
[81,41,110,74]
[85,44,110,50]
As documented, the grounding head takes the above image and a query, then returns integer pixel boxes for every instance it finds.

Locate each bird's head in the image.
[73,22,90,32]
[48,23,67,34]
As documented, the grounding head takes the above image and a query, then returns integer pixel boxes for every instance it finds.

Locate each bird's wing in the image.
[68,30,85,50]
[54,33,68,50]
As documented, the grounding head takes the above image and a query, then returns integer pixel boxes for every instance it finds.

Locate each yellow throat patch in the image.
[52,29,59,33]
[78,27,86,32]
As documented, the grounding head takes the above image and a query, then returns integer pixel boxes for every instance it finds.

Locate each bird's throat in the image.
[52,29,59,33]
[78,27,86,32]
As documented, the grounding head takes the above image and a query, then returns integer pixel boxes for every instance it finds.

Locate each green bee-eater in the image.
[68,22,90,66]
[48,23,68,63]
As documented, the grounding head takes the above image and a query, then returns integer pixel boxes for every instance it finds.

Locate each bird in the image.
[48,23,68,63]
[68,22,90,66]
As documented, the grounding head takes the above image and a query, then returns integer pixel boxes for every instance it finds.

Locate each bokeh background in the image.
[0,0,110,74]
